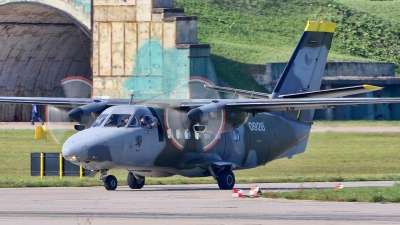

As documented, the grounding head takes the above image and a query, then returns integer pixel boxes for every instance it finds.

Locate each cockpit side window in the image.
[140,115,158,129]
[128,117,138,127]
[104,114,132,127]
[92,114,109,128]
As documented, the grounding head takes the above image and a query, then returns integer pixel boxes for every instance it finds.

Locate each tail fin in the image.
[271,20,336,123]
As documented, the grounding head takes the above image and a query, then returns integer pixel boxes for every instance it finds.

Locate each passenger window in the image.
[167,129,172,139]
[92,114,108,127]
[176,129,182,139]
[233,129,240,141]
[195,132,201,140]
[184,130,191,140]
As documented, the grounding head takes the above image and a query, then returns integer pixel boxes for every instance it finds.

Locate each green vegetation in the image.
[336,0,400,21]
[173,0,400,91]
[1,128,400,188]
[265,184,400,203]
[313,120,400,126]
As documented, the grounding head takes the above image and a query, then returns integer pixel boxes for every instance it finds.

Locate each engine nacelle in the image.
[224,106,250,131]
[68,101,108,126]
[188,103,249,133]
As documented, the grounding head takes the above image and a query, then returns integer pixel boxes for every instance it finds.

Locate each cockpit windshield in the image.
[104,114,132,127]
[92,114,109,128]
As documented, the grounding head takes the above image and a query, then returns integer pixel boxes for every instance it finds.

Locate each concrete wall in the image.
[253,62,395,92]
[314,84,400,121]
[324,62,394,77]
[0,0,91,33]
[252,62,400,120]
[0,1,91,121]
[92,0,219,99]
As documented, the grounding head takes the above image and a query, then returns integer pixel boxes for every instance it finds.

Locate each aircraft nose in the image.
[62,133,88,163]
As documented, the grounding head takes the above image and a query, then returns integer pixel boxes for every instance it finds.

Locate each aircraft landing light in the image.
[64,155,79,162]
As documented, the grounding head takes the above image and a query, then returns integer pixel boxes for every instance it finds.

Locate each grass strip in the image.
[264,184,400,203]
[1,127,400,188]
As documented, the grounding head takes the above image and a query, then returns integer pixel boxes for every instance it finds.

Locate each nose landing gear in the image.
[100,170,118,191]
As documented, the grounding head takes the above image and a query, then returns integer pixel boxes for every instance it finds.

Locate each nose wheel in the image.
[100,170,118,191]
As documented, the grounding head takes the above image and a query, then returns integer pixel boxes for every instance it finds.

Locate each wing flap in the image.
[204,85,270,99]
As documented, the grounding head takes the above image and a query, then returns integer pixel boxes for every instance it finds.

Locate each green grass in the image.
[336,0,400,21]
[235,132,400,183]
[265,184,400,203]
[172,0,400,92]
[313,120,400,127]
[1,128,400,188]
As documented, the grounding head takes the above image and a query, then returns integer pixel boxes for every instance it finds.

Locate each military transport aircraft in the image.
[1,21,400,191]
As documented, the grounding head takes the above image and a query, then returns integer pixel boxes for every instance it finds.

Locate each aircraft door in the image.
[244,117,270,168]
[223,126,246,165]
[127,126,162,166]
[121,114,165,166]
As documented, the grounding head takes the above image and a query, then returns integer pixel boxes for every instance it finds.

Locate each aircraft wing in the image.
[0,97,94,106]
[206,84,382,99]
[226,97,400,111]
[0,97,130,107]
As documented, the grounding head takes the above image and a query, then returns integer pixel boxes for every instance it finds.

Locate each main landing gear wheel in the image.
[127,172,145,189]
[104,175,118,191]
[217,170,235,190]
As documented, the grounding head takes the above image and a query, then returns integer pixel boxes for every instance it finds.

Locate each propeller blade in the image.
[46,76,94,144]
[45,105,75,145]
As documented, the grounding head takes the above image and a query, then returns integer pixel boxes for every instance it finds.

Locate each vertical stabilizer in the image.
[271,21,336,122]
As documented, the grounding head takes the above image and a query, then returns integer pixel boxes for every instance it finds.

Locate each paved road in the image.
[0,182,399,225]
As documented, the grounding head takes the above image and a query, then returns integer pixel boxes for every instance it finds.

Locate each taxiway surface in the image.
[0,182,399,225]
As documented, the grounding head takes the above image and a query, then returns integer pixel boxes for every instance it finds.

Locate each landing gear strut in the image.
[100,170,118,191]
[209,166,236,190]
[127,172,145,189]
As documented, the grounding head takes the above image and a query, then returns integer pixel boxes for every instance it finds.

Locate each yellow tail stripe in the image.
[305,21,336,33]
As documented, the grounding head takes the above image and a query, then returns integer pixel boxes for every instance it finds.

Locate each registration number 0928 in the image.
[248,122,265,132]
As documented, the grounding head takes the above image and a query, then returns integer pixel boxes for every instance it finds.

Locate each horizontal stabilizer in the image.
[204,85,270,99]
[279,85,382,99]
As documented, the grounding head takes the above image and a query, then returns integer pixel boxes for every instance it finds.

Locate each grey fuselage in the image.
[62,103,311,178]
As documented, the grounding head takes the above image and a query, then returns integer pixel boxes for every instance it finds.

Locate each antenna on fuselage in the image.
[232,90,237,99]
[129,90,134,105]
